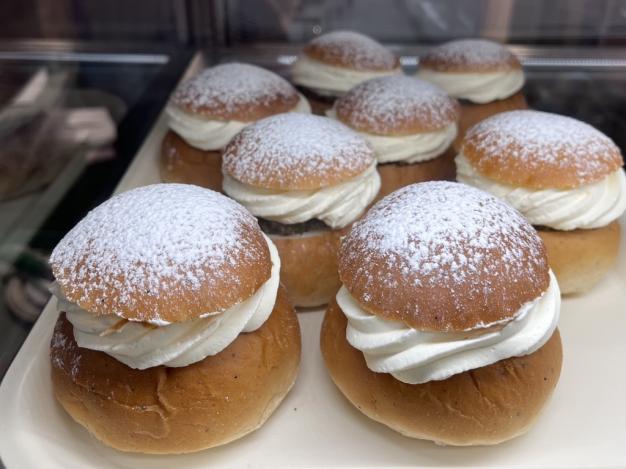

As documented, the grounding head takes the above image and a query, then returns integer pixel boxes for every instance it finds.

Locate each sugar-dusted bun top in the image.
[334,75,460,136]
[462,110,624,189]
[303,30,400,71]
[339,181,549,332]
[222,113,376,191]
[170,63,300,122]
[420,39,521,73]
[50,184,271,324]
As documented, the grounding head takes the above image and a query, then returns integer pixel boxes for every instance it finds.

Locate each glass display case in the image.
[0,1,625,467]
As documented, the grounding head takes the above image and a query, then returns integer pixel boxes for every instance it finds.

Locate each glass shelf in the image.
[0,45,192,378]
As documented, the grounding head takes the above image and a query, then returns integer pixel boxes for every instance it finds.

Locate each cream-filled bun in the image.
[417,39,524,104]
[292,31,402,98]
[222,113,380,229]
[322,181,562,445]
[49,183,301,453]
[328,75,459,164]
[165,63,310,151]
[456,110,626,293]
[222,113,380,307]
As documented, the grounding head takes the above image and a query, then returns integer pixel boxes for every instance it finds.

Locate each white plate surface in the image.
[2,56,626,468]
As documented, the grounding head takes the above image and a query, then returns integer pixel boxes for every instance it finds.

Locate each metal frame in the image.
[207,43,626,70]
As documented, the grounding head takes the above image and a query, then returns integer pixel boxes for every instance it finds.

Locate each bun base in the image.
[270,229,344,308]
[160,130,223,191]
[51,287,300,454]
[454,91,527,152]
[296,87,335,116]
[321,299,562,446]
[537,221,620,295]
[376,147,456,200]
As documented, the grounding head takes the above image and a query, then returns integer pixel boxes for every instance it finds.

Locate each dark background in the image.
[2,0,626,47]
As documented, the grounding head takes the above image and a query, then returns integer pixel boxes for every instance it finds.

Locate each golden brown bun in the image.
[171,63,300,122]
[376,146,456,200]
[303,31,400,71]
[321,300,562,446]
[453,91,527,152]
[419,39,522,73]
[50,184,271,323]
[461,109,624,189]
[270,229,344,308]
[160,131,223,191]
[538,222,621,295]
[334,75,459,136]
[50,287,301,454]
[222,113,375,191]
[339,182,549,331]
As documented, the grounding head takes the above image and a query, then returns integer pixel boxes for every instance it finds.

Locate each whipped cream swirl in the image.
[53,235,281,370]
[337,270,560,384]
[456,153,626,230]
[223,163,380,229]
[327,108,456,163]
[166,94,311,151]
[417,69,524,103]
[292,56,401,97]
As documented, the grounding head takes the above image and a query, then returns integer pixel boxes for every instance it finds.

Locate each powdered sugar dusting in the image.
[50,184,267,323]
[222,113,375,190]
[421,39,517,70]
[306,31,398,71]
[335,75,459,134]
[171,63,297,116]
[340,182,548,329]
[464,110,622,183]
[343,181,543,286]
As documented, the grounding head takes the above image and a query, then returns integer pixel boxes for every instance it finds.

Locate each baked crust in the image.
[50,185,271,323]
[339,182,550,331]
[171,63,300,122]
[222,113,375,191]
[419,39,522,73]
[269,228,345,308]
[50,286,300,454]
[376,146,456,200]
[159,130,223,191]
[334,76,460,136]
[303,31,399,71]
[461,110,624,189]
[537,222,621,295]
[320,299,562,446]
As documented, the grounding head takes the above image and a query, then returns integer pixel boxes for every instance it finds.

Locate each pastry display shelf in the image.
[0,47,625,468]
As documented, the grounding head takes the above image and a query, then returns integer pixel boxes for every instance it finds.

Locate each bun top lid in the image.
[303,30,400,71]
[50,184,271,325]
[339,181,550,332]
[222,113,376,191]
[420,39,521,73]
[334,75,460,135]
[462,110,624,189]
[171,63,300,122]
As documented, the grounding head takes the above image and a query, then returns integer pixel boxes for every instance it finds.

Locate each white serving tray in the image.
[2,53,626,468]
